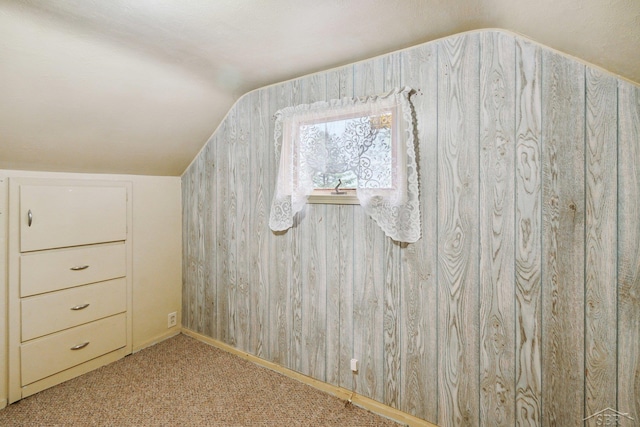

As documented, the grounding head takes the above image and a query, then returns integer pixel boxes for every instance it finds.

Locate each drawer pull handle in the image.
[70,265,90,271]
[71,303,90,311]
[27,209,33,227]
[70,342,89,350]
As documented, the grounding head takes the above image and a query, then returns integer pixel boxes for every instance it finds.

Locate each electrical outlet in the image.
[168,312,177,328]
[350,358,359,373]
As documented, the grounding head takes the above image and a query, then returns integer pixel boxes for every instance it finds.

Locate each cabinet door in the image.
[19,184,127,252]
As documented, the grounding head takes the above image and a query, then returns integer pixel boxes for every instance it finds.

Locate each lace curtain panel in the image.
[269,87,421,243]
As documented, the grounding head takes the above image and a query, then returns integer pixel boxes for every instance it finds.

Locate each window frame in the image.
[280,103,403,205]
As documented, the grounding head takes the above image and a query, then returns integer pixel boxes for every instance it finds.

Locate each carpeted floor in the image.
[0,334,400,426]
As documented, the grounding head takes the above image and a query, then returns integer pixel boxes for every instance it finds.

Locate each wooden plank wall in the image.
[182,30,640,426]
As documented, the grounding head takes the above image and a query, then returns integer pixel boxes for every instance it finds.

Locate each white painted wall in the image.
[130,176,183,350]
[0,175,7,409]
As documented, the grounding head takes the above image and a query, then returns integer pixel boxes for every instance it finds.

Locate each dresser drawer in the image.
[20,243,126,297]
[21,278,127,341]
[21,313,127,386]
[19,184,127,252]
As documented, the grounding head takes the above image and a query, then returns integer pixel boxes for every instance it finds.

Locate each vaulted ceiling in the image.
[1,0,638,176]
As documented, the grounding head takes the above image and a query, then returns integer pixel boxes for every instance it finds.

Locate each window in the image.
[294,108,397,204]
[269,87,421,243]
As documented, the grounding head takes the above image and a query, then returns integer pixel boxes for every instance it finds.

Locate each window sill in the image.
[307,190,359,205]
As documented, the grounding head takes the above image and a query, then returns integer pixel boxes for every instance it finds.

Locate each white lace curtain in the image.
[269,87,421,243]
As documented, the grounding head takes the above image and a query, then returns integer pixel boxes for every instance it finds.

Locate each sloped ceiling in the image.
[1,0,639,176]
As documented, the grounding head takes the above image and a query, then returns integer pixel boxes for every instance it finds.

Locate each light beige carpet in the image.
[0,333,400,426]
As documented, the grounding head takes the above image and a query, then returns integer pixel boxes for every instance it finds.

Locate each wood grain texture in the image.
[269,82,292,368]
[337,67,355,392]
[249,90,270,358]
[300,201,327,380]
[235,96,252,352]
[541,49,585,426]
[215,119,230,343]
[325,67,348,386]
[514,38,543,427]
[353,57,385,403]
[383,238,401,407]
[181,161,194,330]
[478,31,515,427]
[289,78,304,372]
[226,104,239,347]
[383,52,402,409]
[324,197,341,384]
[202,142,216,338]
[178,30,640,427]
[300,73,328,380]
[325,66,353,389]
[190,154,202,333]
[338,202,355,390]
[189,155,201,333]
[584,68,618,416]
[352,212,385,402]
[617,81,640,423]
[399,41,439,423]
[437,33,480,427]
[263,85,278,362]
[196,152,208,335]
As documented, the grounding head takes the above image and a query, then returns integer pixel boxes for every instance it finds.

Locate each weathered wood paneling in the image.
[215,118,231,344]
[269,83,292,368]
[541,50,586,426]
[235,97,251,352]
[399,42,439,423]
[194,152,206,335]
[181,30,640,426]
[584,68,617,417]
[383,52,403,409]
[226,104,239,347]
[618,82,640,423]
[478,31,516,426]
[299,73,328,381]
[352,57,386,403]
[514,37,543,426]
[324,65,354,390]
[249,90,270,358]
[203,142,216,338]
[287,79,304,373]
[323,61,356,390]
[182,157,194,330]
[338,198,355,391]
[437,33,480,427]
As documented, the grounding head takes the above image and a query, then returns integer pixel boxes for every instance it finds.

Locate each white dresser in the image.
[7,178,132,403]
